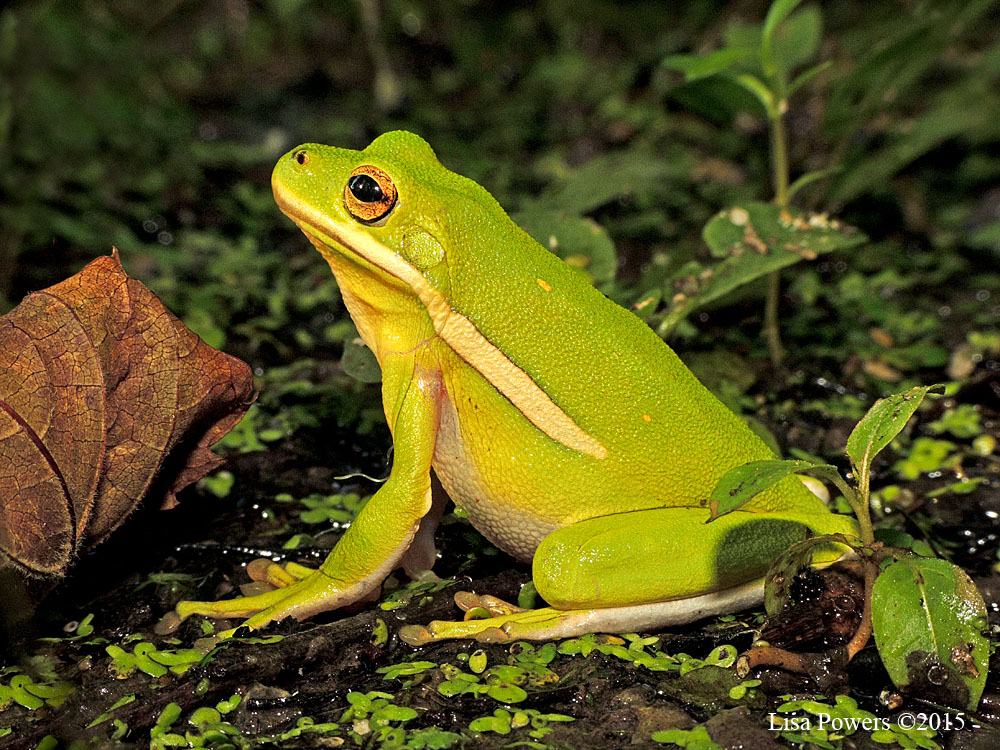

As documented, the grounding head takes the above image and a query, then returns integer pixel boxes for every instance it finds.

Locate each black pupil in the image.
[348,174,384,203]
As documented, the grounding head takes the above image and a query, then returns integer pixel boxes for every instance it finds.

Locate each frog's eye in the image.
[345,165,397,224]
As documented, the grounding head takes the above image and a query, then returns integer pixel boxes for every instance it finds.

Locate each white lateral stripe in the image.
[433,305,607,459]
[288,205,607,459]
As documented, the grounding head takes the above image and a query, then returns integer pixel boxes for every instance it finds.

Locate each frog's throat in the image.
[279,204,607,460]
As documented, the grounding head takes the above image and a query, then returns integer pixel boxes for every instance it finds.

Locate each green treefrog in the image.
[169,131,857,643]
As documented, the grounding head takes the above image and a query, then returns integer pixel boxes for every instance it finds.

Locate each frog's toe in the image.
[154,610,184,636]
[246,558,317,587]
[174,584,289,622]
[397,624,434,645]
[397,619,509,645]
[453,591,526,617]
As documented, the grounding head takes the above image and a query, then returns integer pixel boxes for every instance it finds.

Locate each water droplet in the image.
[927,664,949,686]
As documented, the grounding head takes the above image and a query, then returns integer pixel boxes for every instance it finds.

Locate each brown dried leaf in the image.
[0,250,255,574]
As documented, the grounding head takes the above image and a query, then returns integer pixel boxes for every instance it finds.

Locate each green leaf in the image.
[200,470,234,498]
[341,337,382,383]
[87,694,136,728]
[659,202,864,334]
[470,709,512,735]
[75,613,95,637]
[469,650,488,674]
[701,201,862,257]
[155,702,183,729]
[769,6,822,79]
[845,385,943,488]
[762,0,806,61]
[374,704,418,722]
[704,645,738,668]
[346,691,372,710]
[146,646,203,668]
[188,707,221,727]
[216,694,241,715]
[720,18,762,53]
[652,725,724,749]
[661,49,754,81]
[485,683,528,704]
[438,680,475,698]
[514,206,616,284]
[517,580,538,610]
[709,459,828,519]
[872,557,989,710]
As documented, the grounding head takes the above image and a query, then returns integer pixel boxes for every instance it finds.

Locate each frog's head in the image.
[273,131,608,459]
[272,131,510,313]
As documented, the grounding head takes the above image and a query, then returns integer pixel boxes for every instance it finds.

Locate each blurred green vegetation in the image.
[1,0,998,422]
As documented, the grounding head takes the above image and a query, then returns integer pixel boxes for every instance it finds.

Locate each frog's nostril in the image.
[294,150,309,165]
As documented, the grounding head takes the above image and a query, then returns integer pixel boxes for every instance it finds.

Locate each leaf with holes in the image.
[872,556,988,710]
[660,202,864,334]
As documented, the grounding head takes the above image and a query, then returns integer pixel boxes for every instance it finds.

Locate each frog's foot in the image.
[157,566,382,637]
[398,581,765,645]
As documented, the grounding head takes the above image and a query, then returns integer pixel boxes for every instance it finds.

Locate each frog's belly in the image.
[432,393,558,563]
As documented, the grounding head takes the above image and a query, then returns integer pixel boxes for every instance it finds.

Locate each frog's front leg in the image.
[167,353,441,633]
[401,506,856,644]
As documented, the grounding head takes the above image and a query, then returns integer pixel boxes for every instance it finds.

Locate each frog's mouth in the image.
[273,184,414,285]
[272,183,607,461]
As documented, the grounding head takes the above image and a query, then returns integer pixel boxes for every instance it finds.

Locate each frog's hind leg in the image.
[399,505,856,644]
[399,583,763,644]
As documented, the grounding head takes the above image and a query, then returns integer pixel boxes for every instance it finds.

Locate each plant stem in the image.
[824,473,874,545]
[844,556,877,660]
[771,106,790,207]
[764,104,790,368]
[764,270,783,367]
[854,467,875,546]
[852,503,875,547]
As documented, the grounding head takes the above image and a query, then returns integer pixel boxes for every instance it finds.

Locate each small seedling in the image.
[710,384,989,710]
